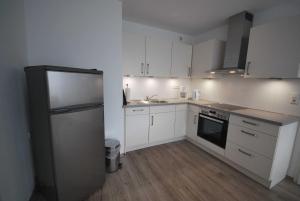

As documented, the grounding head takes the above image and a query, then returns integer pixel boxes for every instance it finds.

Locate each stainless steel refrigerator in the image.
[25,66,105,201]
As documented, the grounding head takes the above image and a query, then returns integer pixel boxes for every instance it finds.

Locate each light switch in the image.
[290,93,300,105]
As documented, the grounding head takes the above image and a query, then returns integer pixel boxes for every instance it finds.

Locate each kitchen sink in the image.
[131,99,169,104]
[149,100,168,103]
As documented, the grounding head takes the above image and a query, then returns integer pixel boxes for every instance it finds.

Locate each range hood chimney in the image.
[212,11,253,74]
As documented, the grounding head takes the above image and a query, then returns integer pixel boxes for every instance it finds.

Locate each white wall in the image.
[192,25,228,44]
[25,0,124,151]
[123,77,191,100]
[192,78,300,116]
[0,0,34,200]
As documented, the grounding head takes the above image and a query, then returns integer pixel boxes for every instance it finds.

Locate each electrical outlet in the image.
[290,93,300,105]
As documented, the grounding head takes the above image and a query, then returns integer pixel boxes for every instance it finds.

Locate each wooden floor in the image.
[87,140,300,201]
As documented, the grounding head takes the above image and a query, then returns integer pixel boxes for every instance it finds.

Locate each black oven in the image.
[197,110,229,149]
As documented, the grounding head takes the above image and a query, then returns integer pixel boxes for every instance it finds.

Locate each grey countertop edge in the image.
[123,101,188,108]
[230,111,300,126]
[123,101,299,126]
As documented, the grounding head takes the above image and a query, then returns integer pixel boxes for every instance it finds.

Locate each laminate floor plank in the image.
[88,141,300,201]
[31,140,300,201]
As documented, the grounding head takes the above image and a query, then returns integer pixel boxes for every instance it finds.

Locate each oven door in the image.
[197,114,228,149]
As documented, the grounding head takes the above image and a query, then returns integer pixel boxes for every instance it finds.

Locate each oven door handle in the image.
[199,114,225,124]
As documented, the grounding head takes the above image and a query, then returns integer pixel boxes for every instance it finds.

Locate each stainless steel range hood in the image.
[211,11,253,75]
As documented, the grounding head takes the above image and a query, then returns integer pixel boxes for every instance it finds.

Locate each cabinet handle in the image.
[242,120,257,126]
[245,61,251,76]
[238,148,253,158]
[151,115,154,126]
[132,109,144,112]
[146,63,149,74]
[193,115,197,124]
[241,130,257,137]
[188,67,191,77]
[141,63,144,75]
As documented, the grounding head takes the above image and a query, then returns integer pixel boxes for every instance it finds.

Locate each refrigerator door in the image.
[50,106,105,201]
[47,71,103,109]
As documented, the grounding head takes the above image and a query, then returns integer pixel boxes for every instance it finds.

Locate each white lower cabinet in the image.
[125,105,178,151]
[175,105,187,137]
[125,115,149,150]
[186,111,198,140]
[186,105,199,140]
[225,114,298,188]
[149,112,175,143]
[149,105,175,143]
[125,107,149,151]
[226,142,273,180]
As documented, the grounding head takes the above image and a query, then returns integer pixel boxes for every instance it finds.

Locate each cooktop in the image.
[203,103,246,112]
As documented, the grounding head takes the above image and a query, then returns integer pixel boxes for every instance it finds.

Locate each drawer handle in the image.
[194,115,197,124]
[151,115,154,126]
[242,120,257,126]
[238,148,253,158]
[241,130,257,137]
[132,109,144,112]
[141,63,144,74]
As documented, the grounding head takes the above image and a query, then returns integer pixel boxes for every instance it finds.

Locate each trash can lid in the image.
[105,138,120,149]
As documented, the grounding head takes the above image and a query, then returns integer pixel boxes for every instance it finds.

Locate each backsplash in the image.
[123,77,191,100]
[123,76,300,117]
[192,77,300,116]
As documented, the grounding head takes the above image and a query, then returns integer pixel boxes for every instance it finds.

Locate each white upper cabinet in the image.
[123,32,146,76]
[123,32,192,78]
[146,37,172,77]
[246,15,300,78]
[192,39,225,78]
[171,41,193,78]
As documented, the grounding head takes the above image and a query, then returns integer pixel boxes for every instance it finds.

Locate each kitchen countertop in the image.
[125,98,216,108]
[231,108,299,126]
[124,99,299,126]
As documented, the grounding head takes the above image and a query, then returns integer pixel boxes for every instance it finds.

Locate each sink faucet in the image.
[145,95,158,101]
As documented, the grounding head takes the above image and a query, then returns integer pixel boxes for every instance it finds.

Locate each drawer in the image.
[229,115,279,136]
[176,104,188,111]
[227,124,277,159]
[150,105,175,113]
[188,105,200,113]
[126,107,149,116]
[225,142,272,180]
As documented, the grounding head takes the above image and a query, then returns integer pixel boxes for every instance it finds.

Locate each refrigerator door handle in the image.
[51,103,103,114]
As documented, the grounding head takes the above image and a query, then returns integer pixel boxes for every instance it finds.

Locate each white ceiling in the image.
[122,0,293,35]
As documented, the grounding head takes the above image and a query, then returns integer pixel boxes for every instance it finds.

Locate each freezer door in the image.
[47,71,103,109]
[50,106,105,201]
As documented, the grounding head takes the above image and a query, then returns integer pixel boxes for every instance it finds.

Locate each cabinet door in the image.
[175,110,187,137]
[123,32,146,76]
[192,39,225,78]
[171,41,192,78]
[149,112,175,143]
[246,16,300,78]
[146,37,172,77]
[186,110,198,140]
[125,114,149,150]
